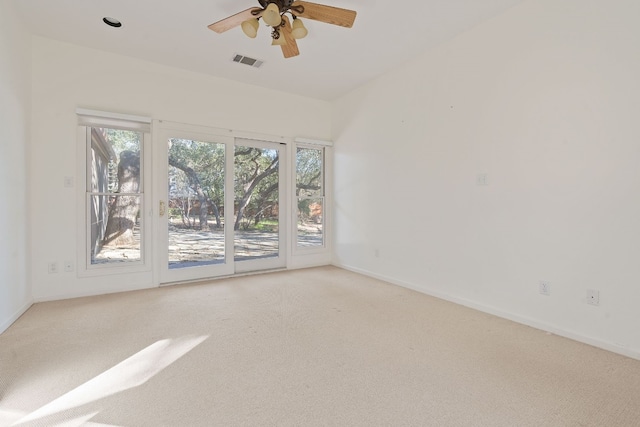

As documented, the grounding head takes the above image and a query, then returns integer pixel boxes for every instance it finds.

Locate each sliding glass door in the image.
[233,140,285,273]
[157,127,284,283]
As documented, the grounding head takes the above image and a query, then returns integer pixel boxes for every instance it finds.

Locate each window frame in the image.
[293,140,331,255]
[76,110,152,277]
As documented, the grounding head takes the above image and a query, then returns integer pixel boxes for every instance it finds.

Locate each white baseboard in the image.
[33,283,156,303]
[334,262,640,361]
[0,299,34,334]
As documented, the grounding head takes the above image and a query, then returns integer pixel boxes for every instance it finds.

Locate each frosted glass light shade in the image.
[241,18,259,38]
[263,3,282,27]
[291,18,308,39]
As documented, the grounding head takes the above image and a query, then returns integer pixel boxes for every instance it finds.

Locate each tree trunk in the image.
[168,157,222,230]
[104,151,140,247]
[234,159,278,230]
[253,181,279,225]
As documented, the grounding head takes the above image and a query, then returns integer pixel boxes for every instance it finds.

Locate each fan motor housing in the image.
[258,0,296,12]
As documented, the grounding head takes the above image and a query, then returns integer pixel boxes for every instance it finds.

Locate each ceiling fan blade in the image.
[208,8,263,34]
[280,15,300,59]
[290,1,357,28]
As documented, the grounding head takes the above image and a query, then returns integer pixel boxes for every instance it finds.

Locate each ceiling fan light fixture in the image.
[271,32,286,46]
[207,0,357,59]
[291,18,308,39]
[241,18,260,38]
[263,3,282,27]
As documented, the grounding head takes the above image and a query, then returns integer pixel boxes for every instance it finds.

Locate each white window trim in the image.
[294,137,333,147]
[293,142,332,256]
[77,108,152,129]
[76,111,153,277]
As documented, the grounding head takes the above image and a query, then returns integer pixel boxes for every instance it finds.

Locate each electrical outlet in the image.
[64,261,74,272]
[539,281,550,296]
[48,262,58,274]
[586,289,600,306]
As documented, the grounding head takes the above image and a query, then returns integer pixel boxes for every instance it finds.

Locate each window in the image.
[78,110,151,272]
[88,127,143,265]
[296,145,324,248]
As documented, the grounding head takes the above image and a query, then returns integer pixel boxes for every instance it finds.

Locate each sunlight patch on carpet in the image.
[12,335,208,425]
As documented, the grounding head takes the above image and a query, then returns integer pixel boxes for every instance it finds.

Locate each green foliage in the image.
[168,207,183,218]
[298,198,312,217]
[252,219,278,232]
[101,128,142,192]
[103,137,324,232]
[105,128,140,153]
[169,138,225,206]
[166,141,281,231]
[234,146,280,228]
[296,147,323,197]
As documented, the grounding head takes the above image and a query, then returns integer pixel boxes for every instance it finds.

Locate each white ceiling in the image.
[12,0,525,101]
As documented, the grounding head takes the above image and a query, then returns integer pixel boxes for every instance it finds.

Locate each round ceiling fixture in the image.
[103,17,122,28]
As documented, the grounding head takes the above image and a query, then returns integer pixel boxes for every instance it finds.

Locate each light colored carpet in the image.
[1,266,639,426]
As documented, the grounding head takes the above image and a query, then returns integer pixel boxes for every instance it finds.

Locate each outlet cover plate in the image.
[64,261,74,272]
[48,262,58,274]
[539,281,550,296]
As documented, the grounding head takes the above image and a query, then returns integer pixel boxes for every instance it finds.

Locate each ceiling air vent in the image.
[232,54,263,69]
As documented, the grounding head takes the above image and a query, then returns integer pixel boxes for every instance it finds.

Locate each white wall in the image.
[31,37,331,301]
[332,0,640,359]
[0,1,32,332]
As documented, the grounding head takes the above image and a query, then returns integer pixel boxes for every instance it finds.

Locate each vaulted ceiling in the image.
[12,0,525,100]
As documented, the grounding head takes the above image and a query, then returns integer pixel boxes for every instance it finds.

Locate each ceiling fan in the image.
[208,1,357,59]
